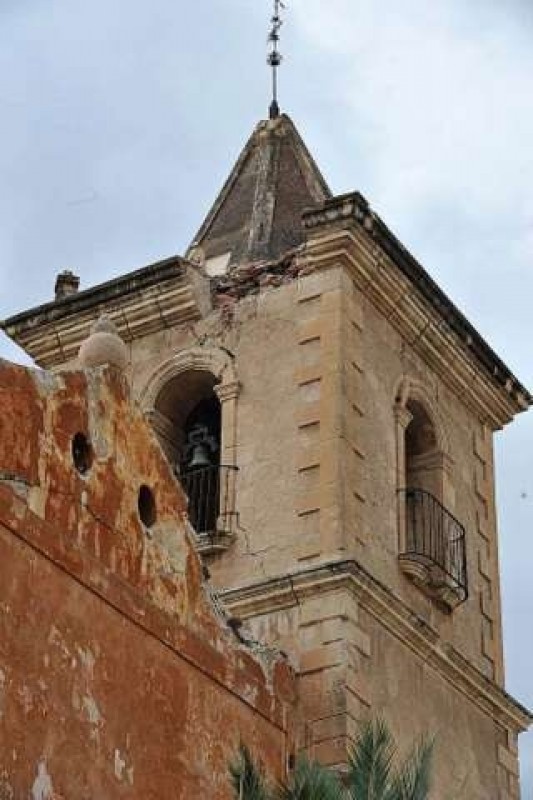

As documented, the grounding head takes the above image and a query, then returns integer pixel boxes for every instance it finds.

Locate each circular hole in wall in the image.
[72,432,93,475]
[138,485,156,529]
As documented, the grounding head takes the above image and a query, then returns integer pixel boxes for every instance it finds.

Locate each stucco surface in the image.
[0,360,295,798]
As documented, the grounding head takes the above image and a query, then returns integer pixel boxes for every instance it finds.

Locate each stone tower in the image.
[3,113,531,798]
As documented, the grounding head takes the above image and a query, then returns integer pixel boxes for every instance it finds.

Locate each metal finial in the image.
[267,0,286,119]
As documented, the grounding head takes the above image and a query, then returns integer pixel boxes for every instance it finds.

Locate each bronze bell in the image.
[184,423,218,470]
[188,441,212,469]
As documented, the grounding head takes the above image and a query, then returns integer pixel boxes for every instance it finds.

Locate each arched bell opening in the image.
[151,370,229,538]
[153,370,220,463]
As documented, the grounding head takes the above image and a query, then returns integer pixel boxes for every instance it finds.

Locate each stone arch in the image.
[140,346,240,460]
[393,375,454,551]
[393,376,450,457]
[140,346,238,414]
[394,378,465,610]
[140,346,240,545]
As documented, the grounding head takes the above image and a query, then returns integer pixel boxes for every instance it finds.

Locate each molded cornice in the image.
[301,194,530,428]
[2,257,211,368]
[221,559,533,734]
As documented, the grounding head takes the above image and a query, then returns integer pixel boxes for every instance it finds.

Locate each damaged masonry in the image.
[0,321,295,798]
[1,111,532,798]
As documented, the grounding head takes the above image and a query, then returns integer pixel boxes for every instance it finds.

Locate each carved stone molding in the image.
[2,258,210,369]
[299,228,528,428]
[195,531,236,557]
[398,554,465,612]
[214,380,241,404]
[140,346,237,412]
[221,559,532,734]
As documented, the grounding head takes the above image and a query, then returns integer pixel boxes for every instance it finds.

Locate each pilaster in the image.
[294,270,345,561]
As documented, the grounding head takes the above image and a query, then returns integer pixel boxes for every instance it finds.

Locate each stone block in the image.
[478,547,492,580]
[300,642,345,674]
[498,745,520,777]
[312,714,346,743]
[295,365,323,386]
[312,737,350,767]
[480,589,494,621]
[476,508,490,541]
[348,626,371,658]
[345,668,371,706]
[297,402,321,429]
[297,447,321,472]
[300,383,323,411]
[299,593,352,627]
[298,319,323,345]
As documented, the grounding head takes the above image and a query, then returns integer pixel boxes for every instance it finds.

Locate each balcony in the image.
[181,464,239,556]
[398,488,468,611]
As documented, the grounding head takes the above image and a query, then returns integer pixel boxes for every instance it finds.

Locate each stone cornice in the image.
[300,192,533,428]
[2,257,211,369]
[299,201,530,427]
[221,559,532,734]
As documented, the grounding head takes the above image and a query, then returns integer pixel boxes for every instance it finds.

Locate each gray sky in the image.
[1,0,532,788]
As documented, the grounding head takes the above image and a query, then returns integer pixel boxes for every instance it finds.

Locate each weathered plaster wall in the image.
[0,360,295,798]
[129,280,308,582]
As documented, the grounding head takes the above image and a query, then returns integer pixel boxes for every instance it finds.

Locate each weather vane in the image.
[267,0,286,120]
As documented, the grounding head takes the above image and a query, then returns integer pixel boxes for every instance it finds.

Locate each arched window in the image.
[394,380,467,609]
[404,398,442,501]
[154,370,224,537]
[154,369,221,472]
[140,348,240,553]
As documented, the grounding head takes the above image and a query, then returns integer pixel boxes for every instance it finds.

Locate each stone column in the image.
[214,380,241,527]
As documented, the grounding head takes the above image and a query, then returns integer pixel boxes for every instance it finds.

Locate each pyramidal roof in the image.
[187,114,331,271]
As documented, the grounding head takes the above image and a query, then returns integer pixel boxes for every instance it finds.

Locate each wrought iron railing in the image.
[181,464,238,540]
[399,488,468,603]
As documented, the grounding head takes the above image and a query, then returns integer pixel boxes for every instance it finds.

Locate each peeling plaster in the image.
[113,748,134,786]
[31,761,54,800]
[76,645,96,674]
[0,775,14,800]
[82,691,102,727]
[18,684,33,715]
[0,669,5,719]
[0,362,295,794]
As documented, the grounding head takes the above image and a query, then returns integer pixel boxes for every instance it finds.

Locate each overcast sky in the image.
[1,0,532,789]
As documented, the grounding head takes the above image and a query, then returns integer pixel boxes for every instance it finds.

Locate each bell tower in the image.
[4,112,532,796]
[3,20,532,792]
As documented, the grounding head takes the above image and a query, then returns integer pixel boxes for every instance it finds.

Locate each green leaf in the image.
[346,719,396,800]
[275,756,345,800]
[229,744,271,800]
[387,737,434,800]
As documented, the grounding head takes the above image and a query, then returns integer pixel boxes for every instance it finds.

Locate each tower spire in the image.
[267,0,285,120]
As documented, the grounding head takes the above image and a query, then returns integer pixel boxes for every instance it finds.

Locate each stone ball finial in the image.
[78,315,128,371]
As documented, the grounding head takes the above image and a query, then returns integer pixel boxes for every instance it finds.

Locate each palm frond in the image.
[347,718,396,800]
[275,756,345,800]
[229,744,271,800]
[387,737,434,800]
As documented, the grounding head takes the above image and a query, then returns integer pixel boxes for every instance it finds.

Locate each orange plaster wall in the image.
[0,361,295,799]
